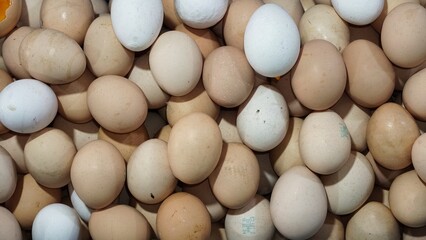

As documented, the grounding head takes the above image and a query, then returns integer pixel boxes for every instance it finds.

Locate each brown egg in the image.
[209,142,260,209]
[298,4,350,52]
[70,140,126,209]
[346,202,400,240]
[132,200,161,238]
[269,117,305,176]
[17,0,42,28]
[5,174,61,229]
[381,3,426,68]
[98,125,149,162]
[291,39,346,110]
[40,0,94,45]
[24,128,76,188]
[0,206,22,240]
[371,0,419,33]
[0,0,22,38]
[343,39,395,108]
[389,170,426,227]
[310,212,345,240]
[128,53,170,109]
[0,146,16,203]
[89,204,151,240]
[264,0,303,24]
[175,24,220,59]
[19,28,86,84]
[0,132,29,173]
[156,192,211,240]
[367,102,419,170]
[84,14,134,77]
[1,26,33,79]
[166,81,220,126]
[403,69,426,121]
[162,0,182,29]
[52,115,99,150]
[168,112,222,184]
[394,60,426,91]
[203,46,254,108]
[50,68,95,124]
[349,24,381,46]
[87,75,148,134]
[222,0,263,51]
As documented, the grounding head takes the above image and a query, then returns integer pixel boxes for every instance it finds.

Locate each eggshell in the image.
[366,151,410,189]
[244,3,300,78]
[70,140,126,209]
[346,202,400,240]
[412,134,426,183]
[389,170,426,227]
[0,146,16,203]
[343,39,395,108]
[149,31,203,96]
[0,132,29,173]
[175,0,228,29]
[32,203,81,240]
[111,0,163,51]
[299,110,351,174]
[182,179,227,222]
[216,108,242,144]
[161,0,182,29]
[168,112,222,184]
[310,212,345,240]
[84,14,134,77]
[5,174,61,229]
[156,192,211,240]
[0,206,22,240]
[0,79,58,134]
[403,69,426,121]
[225,195,275,240]
[367,102,419,170]
[299,4,350,52]
[175,24,220,59]
[222,0,263,51]
[19,28,86,84]
[87,75,148,134]
[371,0,419,32]
[68,183,92,222]
[321,151,375,215]
[52,115,99,150]
[127,139,177,204]
[40,0,94,45]
[132,200,161,238]
[0,0,22,38]
[237,84,289,152]
[332,0,384,25]
[264,0,304,25]
[209,142,260,209]
[291,39,346,110]
[128,53,170,109]
[166,81,219,126]
[270,117,305,176]
[381,3,426,68]
[270,166,328,239]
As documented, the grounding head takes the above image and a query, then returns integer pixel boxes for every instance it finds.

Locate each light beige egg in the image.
[0,206,22,240]
[371,0,420,33]
[52,115,99,150]
[412,133,426,183]
[0,146,16,203]
[175,23,220,59]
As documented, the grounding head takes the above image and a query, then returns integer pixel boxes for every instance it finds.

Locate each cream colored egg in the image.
[52,115,99,150]
[0,132,29,173]
[0,146,16,203]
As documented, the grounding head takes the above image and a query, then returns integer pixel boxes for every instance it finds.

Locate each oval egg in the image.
[175,0,228,29]
[331,0,384,25]
[0,146,16,203]
[0,206,22,240]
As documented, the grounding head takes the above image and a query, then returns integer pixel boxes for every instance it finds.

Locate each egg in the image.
[89,204,151,240]
[225,195,275,240]
[403,68,426,121]
[209,142,260,209]
[111,0,162,52]
[175,0,228,29]
[345,202,400,239]
[175,24,220,59]
[244,3,300,78]
[0,206,22,240]
[367,102,419,170]
[0,79,58,134]
[299,110,351,174]
[40,0,95,45]
[395,60,426,91]
[321,151,375,215]
[0,132,29,173]
[127,139,177,204]
[411,134,426,183]
[0,146,16,203]
[237,84,289,152]
[68,183,92,222]
[264,0,304,25]
[291,39,346,111]
[381,3,426,68]
[389,170,426,227]
[70,140,126,209]
[168,112,222,184]
[149,31,203,97]
[156,192,211,240]
[84,14,134,77]
[371,0,419,33]
[310,212,345,240]
[343,39,395,108]
[32,203,81,240]
[0,0,22,38]
[161,0,182,29]
[216,108,242,144]
[270,166,328,239]
[87,75,148,134]
[366,151,410,189]
[331,0,384,25]
[52,115,99,150]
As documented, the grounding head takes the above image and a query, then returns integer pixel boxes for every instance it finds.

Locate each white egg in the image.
[244,3,300,78]
[175,0,229,29]
[0,79,58,134]
[32,203,81,240]
[332,0,384,25]
[68,184,92,222]
[111,0,163,51]
[237,85,289,152]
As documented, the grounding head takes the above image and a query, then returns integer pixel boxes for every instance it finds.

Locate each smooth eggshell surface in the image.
[412,134,426,182]
[0,146,16,203]
[0,132,29,173]
[175,0,228,29]
[403,68,426,121]
[332,0,384,25]
[0,206,22,240]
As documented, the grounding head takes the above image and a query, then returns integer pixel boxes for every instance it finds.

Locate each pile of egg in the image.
[0,0,425,239]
